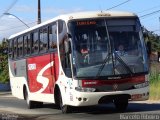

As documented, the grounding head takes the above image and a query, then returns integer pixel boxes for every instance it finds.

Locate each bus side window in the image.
[40,27,48,52]
[27,34,31,54]
[58,20,71,77]
[31,33,34,53]
[17,37,23,57]
[34,31,39,54]
[49,22,57,50]
[31,31,39,54]
[8,40,14,59]
[14,38,17,59]
[24,35,27,55]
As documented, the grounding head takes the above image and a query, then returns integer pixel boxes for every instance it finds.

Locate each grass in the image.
[149,62,160,100]
[150,81,160,100]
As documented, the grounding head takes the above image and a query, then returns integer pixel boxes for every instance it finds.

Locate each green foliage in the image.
[141,27,160,100]
[150,35,160,52]
[0,38,9,84]
[149,63,160,100]
[143,27,160,52]
[150,81,160,100]
[150,63,160,83]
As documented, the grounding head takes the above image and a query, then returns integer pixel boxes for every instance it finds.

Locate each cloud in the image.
[0,16,33,40]
[0,5,84,40]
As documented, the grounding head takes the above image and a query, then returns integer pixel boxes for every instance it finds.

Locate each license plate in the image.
[131,94,142,100]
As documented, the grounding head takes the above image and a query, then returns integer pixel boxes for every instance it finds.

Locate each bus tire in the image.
[24,89,35,109]
[35,101,43,108]
[59,91,72,113]
[114,98,128,112]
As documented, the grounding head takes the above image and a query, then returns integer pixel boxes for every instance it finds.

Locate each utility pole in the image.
[158,17,160,62]
[159,17,160,35]
[37,0,41,24]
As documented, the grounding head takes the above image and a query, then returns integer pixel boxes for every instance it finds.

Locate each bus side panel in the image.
[27,54,55,94]
[9,59,27,99]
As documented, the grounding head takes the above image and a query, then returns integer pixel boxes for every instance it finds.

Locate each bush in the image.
[0,39,9,84]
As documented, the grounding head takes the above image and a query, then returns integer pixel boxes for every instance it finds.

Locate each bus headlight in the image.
[75,87,96,92]
[134,81,149,89]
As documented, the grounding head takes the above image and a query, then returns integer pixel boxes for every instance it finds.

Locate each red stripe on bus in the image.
[82,75,145,87]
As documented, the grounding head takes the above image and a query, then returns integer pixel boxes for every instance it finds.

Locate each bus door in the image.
[50,52,59,92]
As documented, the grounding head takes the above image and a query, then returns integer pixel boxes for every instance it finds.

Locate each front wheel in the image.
[114,98,128,112]
[59,91,72,113]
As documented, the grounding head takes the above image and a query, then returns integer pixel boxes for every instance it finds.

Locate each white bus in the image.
[8,11,149,113]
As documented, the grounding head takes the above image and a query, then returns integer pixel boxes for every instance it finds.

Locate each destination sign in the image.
[77,21,96,26]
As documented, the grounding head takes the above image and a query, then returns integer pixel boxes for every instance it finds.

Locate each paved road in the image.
[0,94,160,120]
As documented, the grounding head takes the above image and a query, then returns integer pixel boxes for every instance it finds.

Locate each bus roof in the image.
[9,11,137,39]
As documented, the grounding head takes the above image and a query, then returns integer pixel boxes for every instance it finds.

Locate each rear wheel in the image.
[114,98,128,112]
[24,89,35,109]
[35,101,43,108]
[24,89,43,109]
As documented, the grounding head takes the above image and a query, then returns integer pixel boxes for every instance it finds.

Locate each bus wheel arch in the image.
[54,84,60,106]
[114,95,129,112]
[23,85,27,100]
[23,85,34,109]
[54,84,72,113]
[23,85,43,109]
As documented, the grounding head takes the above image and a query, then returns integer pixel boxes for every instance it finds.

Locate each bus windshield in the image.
[68,18,148,78]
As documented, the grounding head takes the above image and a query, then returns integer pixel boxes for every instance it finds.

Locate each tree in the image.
[143,26,160,52]
[0,38,9,83]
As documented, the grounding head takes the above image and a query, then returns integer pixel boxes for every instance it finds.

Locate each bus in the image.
[8,11,149,113]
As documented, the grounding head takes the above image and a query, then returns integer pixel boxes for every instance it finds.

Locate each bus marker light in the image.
[78,97,82,101]
[83,98,87,101]
[134,81,149,89]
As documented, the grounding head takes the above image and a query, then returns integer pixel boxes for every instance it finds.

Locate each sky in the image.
[0,0,160,40]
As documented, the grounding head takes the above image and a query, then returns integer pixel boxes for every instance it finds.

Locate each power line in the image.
[0,21,37,32]
[0,0,18,19]
[4,0,18,13]
[137,4,160,14]
[106,0,131,11]
[140,9,160,18]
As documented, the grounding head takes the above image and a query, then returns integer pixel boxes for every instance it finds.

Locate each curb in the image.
[0,92,13,97]
[0,92,11,95]
[131,100,160,104]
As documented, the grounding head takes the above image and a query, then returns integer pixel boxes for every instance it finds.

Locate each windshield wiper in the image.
[95,52,112,78]
[95,51,133,78]
[114,52,133,75]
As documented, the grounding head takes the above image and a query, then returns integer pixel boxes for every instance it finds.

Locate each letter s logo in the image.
[34,61,54,93]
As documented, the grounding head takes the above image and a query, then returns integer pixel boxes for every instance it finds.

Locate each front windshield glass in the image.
[68,18,148,78]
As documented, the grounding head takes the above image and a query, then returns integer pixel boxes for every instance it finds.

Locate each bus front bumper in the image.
[69,86,149,106]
